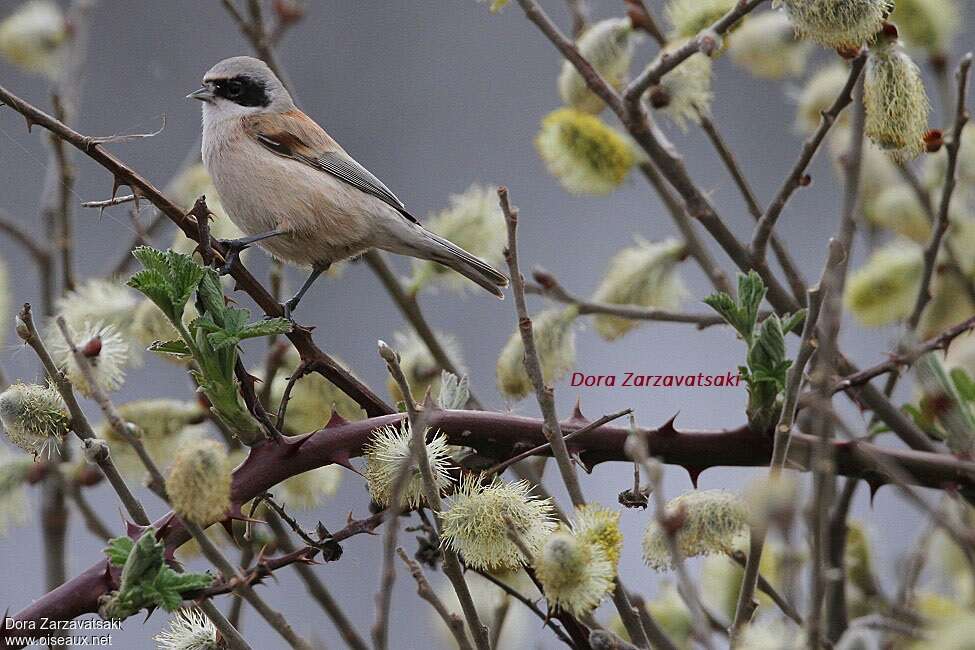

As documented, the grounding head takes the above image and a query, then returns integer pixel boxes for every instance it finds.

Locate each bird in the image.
[188,56,508,315]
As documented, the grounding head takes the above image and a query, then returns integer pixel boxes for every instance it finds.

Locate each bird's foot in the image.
[216,238,251,275]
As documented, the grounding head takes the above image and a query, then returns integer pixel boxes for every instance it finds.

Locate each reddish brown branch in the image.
[6,406,975,646]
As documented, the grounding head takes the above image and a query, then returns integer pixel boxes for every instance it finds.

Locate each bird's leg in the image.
[282,264,329,319]
[217,228,287,275]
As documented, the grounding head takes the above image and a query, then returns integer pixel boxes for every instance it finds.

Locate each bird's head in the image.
[188,56,294,122]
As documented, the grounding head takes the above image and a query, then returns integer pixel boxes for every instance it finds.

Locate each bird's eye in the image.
[226,80,243,98]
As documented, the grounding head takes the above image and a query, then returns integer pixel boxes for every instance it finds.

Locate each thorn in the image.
[686,466,702,489]
[24,116,34,132]
[111,176,124,201]
[659,412,680,436]
[324,410,348,428]
[328,450,362,476]
[125,520,149,539]
[866,480,883,505]
[569,398,588,424]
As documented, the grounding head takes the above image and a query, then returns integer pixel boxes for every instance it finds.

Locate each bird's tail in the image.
[420,231,509,299]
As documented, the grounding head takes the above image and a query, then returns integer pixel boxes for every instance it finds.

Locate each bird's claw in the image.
[216,238,250,276]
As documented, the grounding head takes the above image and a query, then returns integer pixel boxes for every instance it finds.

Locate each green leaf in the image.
[222,307,250,334]
[132,246,170,276]
[748,314,787,381]
[189,314,222,335]
[104,536,135,567]
[149,568,214,612]
[737,270,767,337]
[237,318,293,340]
[781,309,807,336]
[147,339,192,358]
[119,528,165,592]
[703,292,744,334]
[197,269,227,321]
[951,367,975,402]
[166,251,206,318]
[207,330,240,351]
[127,269,175,320]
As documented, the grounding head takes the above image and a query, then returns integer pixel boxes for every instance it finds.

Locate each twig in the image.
[623,0,665,46]
[527,271,732,329]
[751,55,867,261]
[484,408,632,476]
[628,431,712,649]
[378,341,488,650]
[81,194,137,209]
[265,511,369,650]
[0,208,52,263]
[470,567,576,647]
[729,239,841,645]
[16,304,150,526]
[697,114,808,304]
[623,0,767,105]
[828,314,975,394]
[397,547,474,650]
[906,54,973,331]
[183,519,313,650]
[499,187,586,508]
[729,550,803,626]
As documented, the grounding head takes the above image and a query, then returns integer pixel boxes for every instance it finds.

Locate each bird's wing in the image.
[242,110,418,223]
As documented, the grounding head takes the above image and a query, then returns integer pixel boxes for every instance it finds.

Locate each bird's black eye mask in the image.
[209,75,270,107]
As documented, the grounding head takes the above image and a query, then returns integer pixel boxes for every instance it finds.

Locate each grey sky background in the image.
[0,1,972,648]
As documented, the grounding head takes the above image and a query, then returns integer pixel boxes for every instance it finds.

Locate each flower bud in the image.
[496,307,579,400]
[55,279,139,344]
[535,108,637,195]
[166,438,232,525]
[0,1,67,79]
[737,619,804,649]
[665,0,737,41]
[100,399,203,445]
[271,466,342,511]
[923,124,975,190]
[843,239,923,327]
[645,42,714,130]
[558,18,636,114]
[572,503,623,567]
[862,184,930,242]
[890,0,960,54]
[441,474,557,571]
[642,489,749,571]
[0,382,70,457]
[411,184,506,293]
[363,421,453,510]
[776,0,891,49]
[864,37,931,160]
[729,11,812,79]
[49,321,129,397]
[533,530,615,617]
[592,238,687,340]
[153,607,220,650]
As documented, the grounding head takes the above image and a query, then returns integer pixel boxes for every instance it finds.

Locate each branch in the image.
[527,269,734,329]
[751,55,867,261]
[907,53,973,330]
[0,83,393,418]
[8,405,975,644]
[397,547,474,650]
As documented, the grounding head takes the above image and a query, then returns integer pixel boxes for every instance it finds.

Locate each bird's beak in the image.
[186,86,215,102]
